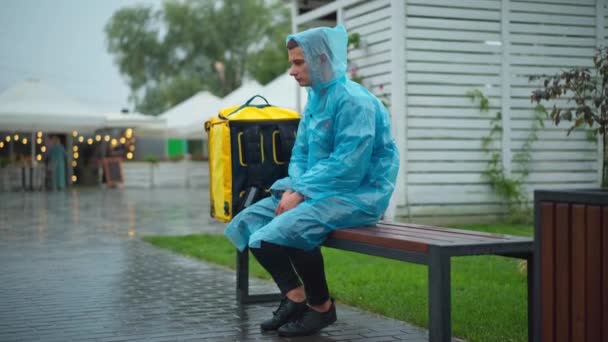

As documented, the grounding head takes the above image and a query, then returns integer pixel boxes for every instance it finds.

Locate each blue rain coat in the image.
[224,25,399,251]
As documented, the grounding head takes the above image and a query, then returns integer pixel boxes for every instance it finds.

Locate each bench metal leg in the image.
[236,248,281,304]
[236,249,249,303]
[428,247,451,342]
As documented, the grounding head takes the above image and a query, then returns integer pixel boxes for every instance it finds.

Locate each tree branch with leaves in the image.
[105,0,290,115]
[530,47,608,187]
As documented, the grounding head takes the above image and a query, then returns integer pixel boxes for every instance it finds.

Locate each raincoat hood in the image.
[286,25,348,90]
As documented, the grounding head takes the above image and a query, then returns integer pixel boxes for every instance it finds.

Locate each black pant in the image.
[250,241,330,306]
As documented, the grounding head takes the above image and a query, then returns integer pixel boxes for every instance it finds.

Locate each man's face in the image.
[288,47,312,87]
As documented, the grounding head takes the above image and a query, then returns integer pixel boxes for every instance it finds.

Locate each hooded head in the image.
[286,25,348,90]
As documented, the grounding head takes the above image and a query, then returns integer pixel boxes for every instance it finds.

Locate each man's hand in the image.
[275,190,304,216]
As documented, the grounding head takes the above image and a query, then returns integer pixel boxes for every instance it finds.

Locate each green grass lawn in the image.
[143,223,532,342]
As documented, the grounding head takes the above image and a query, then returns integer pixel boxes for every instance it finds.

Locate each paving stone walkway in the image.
[0,188,428,341]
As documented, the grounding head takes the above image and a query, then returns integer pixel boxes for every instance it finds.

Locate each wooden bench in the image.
[236,221,534,342]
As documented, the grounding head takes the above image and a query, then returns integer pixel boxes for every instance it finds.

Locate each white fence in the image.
[0,164,45,191]
[122,161,208,189]
[299,0,605,223]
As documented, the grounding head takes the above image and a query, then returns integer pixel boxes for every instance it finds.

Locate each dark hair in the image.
[287,39,299,50]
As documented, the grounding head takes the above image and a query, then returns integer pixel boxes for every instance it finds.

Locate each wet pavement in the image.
[0,188,428,341]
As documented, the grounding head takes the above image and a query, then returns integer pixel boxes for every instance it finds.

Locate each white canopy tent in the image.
[180,77,308,139]
[179,80,263,139]
[161,76,308,140]
[158,91,221,138]
[213,79,264,113]
[105,112,166,137]
[0,79,170,165]
[256,72,307,112]
[0,79,106,133]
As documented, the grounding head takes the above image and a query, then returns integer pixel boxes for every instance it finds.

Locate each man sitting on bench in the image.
[224,24,400,337]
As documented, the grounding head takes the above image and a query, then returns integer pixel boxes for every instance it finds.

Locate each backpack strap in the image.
[243,126,263,167]
[237,125,265,212]
[277,125,297,164]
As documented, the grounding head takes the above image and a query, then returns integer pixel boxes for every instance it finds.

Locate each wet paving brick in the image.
[0,188,428,341]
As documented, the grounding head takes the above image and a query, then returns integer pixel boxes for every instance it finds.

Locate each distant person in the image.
[48,135,66,190]
[224,25,399,337]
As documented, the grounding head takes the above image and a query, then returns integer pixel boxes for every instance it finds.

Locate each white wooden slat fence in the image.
[297,0,606,223]
[509,0,599,211]
[122,161,208,189]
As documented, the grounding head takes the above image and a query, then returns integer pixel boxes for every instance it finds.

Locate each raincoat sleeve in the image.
[291,98,375,199]
[270,117,308,195]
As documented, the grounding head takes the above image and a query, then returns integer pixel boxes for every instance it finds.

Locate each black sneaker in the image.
[260,297,307,331]
[277,299,337,337]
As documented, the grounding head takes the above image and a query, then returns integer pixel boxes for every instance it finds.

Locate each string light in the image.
[41,146,46,152]
[87,138,93,145]
[13,134,19,141]
[95,135,101,142]
[78,136,84,143]
[129,145,135,151]
[37,131,43,138]
[73,145,78,152]
[110,138,117,147]
[119,137,126,144]
[73,152,79,159]
[0,142,4,148]
[72,131,78,137]
[21,138,27,145]
[125,128,133,138]
[71,175,77,182]
[36,154,42,161]
[72,161,77,167]
[36,138,42,144]
[5,136,10,142]
[126,152,133,160]
[104,135,110,142]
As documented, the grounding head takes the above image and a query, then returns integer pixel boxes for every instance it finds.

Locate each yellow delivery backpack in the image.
[205,95,300,222]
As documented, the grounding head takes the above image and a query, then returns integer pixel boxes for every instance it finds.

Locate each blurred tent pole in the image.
[31,132,35,163]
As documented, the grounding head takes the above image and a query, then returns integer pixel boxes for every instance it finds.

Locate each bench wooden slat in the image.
[328,222,530,253]
[378,222,522,241]
[585,206,602,342]
[329,228,429,253]
[374,224,508,243]
[540,203,555,342]
[571,205,586,342]
[555,203,571,340]
[343,226,480,245]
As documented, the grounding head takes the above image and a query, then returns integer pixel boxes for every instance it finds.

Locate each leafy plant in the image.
[169,154,185,162]
[347,33,364,84]
[347,33,390,108]
[468,89,542,223]
[530,47,608,187]
[144,155,160,165]
[348,32,361,49]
